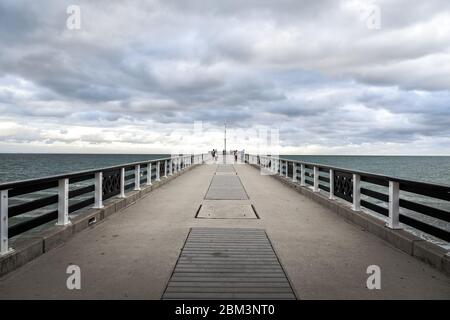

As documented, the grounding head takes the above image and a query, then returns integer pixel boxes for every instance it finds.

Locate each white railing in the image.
[0,153,212,255]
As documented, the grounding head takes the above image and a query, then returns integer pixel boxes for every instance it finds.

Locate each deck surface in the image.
[0,158,449,299]
[162,228,296,300]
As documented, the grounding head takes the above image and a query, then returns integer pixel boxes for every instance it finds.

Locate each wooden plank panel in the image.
[162,228,296,300]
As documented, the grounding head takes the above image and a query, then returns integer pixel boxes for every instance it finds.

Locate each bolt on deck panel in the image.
[162,228,296,300]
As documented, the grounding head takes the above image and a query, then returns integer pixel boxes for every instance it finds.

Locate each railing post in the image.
[120,167,126,198]
[352,174,361,211]
[57,178,70,226]
[329,169,335,200]
[134,165,141,191]
[300,164,305,186]
[292,163,297,182]
[156,161,161,181]
[169,158,173,175]
[164,160,168,178]
[147,163,152,186]
[313,166,319,192]
[387,181,401,229]
[94,172,104,209]
[0,189,11,255]
[278,159,282,176]
[285,161,289,178]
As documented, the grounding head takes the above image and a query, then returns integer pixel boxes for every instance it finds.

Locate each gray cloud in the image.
[0,0,449,154]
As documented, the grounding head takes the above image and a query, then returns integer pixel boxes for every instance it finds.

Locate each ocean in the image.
[0,153,169,184]
[1,154,449,185]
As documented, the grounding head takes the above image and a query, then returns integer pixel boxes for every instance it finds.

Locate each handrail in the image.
[0,155,191,190]
[245,153,450,243]
[0,153,211,255]
[248,155,450,189]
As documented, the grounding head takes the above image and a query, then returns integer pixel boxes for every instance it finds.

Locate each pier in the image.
[0,154,449,299]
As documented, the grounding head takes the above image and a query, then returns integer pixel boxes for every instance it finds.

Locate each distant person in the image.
[234,150,238,162]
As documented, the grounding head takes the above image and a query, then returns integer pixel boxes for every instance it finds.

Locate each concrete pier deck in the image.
[0,161,449,299]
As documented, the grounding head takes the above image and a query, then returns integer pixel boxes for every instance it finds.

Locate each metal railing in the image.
[0,153,211,255]
[245,154,450,242]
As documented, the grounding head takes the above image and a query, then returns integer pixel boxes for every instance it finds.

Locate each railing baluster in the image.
[169,158,173,175]
[313,166,319,192]
[285,161,289,178]
[387,181,401,229]
[292,163,297,182]
[120,167,126,198]
[147,163,152,186]
[329,169,335,200]
[300,164,305,186]
[164,160,168,178]
[352,174,361,211]
[94,172,104,209]
[57,178,70,225]
[0,189,10,255]
[156,161,161,181]
[134,165,141,191]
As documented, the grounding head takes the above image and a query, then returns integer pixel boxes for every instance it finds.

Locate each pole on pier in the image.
[147,163,152,186]
[300,164,306,186]
[387,181,401,229]
[313,166,319,192]
[292,163,297,182]
[352,174,361,211]
[329,169,335,200]
[120,167,126,198]
[134,165,141,191]
[57,178,70,226]
[0,190,12,255]
[94,172,104,209]
[156,162,161,181]
[224,122,227,154]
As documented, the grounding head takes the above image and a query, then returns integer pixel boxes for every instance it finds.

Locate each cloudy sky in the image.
[0,0,449,154]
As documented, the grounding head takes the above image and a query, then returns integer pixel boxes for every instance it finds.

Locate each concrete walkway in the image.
[0,163,449,299]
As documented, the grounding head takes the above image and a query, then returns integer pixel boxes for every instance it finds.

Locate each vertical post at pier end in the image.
[352,174,361,211]
[169,158,173,175]
[329,169,335,200]
[387,181,401,229]
[0,189,12,255]
[313,166,319,192]
[57,178,70,226]
[94,172,104,209]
